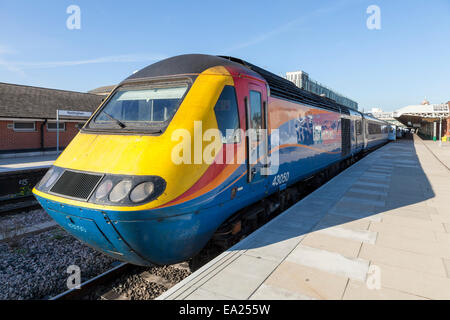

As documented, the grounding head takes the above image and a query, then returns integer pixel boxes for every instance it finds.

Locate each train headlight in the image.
[89,174,166,206]
[95,179,114,200]
[38,167,54,188]
[130,182,155,203]
[109,180,132,203]
[45,170,60,189]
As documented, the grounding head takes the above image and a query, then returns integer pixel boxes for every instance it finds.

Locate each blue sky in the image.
[0,0,449,111]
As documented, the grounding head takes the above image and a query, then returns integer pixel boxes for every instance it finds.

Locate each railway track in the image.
[0,167,47,216]
[50,262,133,300]
[51,261,195,300]
[0,196,41,216]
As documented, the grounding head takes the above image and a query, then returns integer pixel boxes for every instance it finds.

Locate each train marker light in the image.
[109,180,132,203]
[95,179,114,199]
[44,170,60,189]
[38,167,54,188]
[130,182,155,203]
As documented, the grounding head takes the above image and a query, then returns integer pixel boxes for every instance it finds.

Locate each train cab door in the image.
[245,82,269,191]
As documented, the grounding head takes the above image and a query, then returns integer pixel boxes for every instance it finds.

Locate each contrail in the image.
[11,53,167,69]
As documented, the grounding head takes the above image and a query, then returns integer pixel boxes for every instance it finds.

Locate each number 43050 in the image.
[272,172,289,186]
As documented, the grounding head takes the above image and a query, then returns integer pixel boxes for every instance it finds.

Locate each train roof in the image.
[125,54,358,115]
[362,113,390,124]
[219,56,355,115]
[125,54,263,82]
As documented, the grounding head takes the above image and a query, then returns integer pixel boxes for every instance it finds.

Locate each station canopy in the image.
[394,103,449,127]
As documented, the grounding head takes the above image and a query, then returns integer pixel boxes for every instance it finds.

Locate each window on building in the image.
[13,122,36,132]
[47,122,66,132]
[214,85,240,143]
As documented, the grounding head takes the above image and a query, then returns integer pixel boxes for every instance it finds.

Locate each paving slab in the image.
[359,243,447,277]
[342,280,427,300]
[254,262,348,300]
[157,136,450,300]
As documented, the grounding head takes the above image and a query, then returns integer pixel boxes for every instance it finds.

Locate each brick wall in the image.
[447,118,450,137]
[42,122,80,149]
[0,120,82,152]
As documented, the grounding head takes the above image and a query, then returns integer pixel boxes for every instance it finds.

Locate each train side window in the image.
[214,85,241,143]
[368,123,382,134]
[356,120,362,135]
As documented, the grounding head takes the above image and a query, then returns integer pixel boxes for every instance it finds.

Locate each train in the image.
[33,54,390,266]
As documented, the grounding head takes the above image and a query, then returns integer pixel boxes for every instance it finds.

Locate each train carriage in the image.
[33,54,389,265]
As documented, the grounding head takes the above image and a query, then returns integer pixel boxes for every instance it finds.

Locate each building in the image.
[286,70,358,110]
[393,101,450,139]
[0,82,103,154]
[88,85,116,96]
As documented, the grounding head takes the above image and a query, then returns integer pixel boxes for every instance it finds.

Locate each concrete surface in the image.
[0,154,57,173]
[158,135,450,300]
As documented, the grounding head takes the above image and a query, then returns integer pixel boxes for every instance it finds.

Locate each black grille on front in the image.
[50,170,103,200]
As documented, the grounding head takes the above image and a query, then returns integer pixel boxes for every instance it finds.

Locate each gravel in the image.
[112,270,169,300]
[84,264,192,300]
[0,208,51,231]
[0,210,219,300]
[0,210,213,300]
[0,227,118,300]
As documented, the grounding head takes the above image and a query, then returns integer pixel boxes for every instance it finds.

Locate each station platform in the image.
[420,139,450,170]
[158,135,450,300]
[0,154,57,173]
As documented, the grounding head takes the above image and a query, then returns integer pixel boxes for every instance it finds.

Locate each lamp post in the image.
[56,110,60,153]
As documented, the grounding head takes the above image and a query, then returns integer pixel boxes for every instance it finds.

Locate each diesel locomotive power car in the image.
[33,54,389,265]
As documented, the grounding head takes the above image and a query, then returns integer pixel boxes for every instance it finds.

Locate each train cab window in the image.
[250,90,263,141]
[214,85,240,143]
[249,90,262,132]
[89,83,188,132]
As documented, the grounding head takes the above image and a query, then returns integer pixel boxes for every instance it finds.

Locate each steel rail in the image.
[50,262,132,300]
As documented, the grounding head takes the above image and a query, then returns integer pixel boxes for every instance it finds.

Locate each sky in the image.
[0,0,449,112]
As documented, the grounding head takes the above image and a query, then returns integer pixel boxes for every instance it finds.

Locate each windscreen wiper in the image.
[102,112,127,128]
